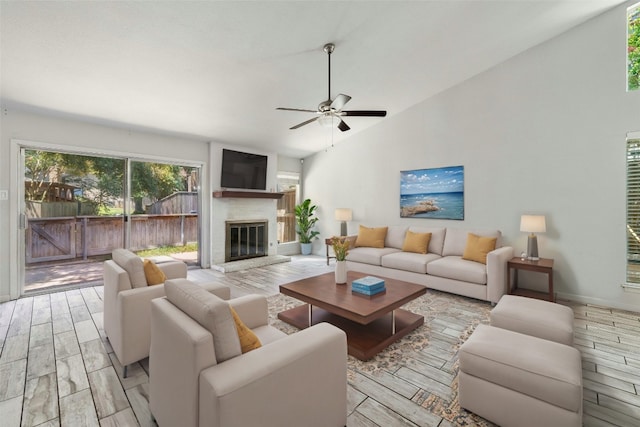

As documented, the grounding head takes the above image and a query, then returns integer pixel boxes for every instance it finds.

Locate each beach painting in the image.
[400,166,464,220]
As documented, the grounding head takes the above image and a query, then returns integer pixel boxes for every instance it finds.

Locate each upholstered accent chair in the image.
[103,249,230,377]
[149,280,348,427]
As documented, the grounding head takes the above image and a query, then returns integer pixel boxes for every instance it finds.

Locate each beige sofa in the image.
[103,249,230,376]
[149,280,348,427]
[345,226,513,304]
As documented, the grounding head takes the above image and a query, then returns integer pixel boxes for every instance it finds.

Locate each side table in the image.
[325,237,335,265]
[507,257,555,302]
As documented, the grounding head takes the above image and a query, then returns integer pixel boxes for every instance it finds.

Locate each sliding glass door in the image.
[21,147,201,293]
[127,160,200,266]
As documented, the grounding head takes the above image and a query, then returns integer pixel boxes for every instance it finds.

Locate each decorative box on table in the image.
[352,276,386,296]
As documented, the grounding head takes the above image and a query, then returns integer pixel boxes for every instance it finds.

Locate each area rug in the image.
[267,289,496,426]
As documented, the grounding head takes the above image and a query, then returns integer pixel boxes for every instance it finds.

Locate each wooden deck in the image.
[24,252,198,293]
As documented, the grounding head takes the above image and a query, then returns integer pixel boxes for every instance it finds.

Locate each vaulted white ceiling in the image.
[0,1,626,158]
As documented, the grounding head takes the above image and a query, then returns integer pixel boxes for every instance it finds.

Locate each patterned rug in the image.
[267,289,496,426]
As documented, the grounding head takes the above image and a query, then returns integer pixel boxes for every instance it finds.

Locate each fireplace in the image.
[225,220,268,262]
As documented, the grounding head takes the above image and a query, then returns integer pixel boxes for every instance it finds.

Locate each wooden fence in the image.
[147,192,198,214]
[276,189,296,243]
[26,214,197,264]
[26,201,97,218]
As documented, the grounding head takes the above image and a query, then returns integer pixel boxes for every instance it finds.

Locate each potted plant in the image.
[295,198,320,255]
[331,236,350,284]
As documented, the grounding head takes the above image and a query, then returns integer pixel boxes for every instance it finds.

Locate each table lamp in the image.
[335,208,352,236]
[520,215,546,261]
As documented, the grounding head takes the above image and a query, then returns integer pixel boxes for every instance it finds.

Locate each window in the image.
[629,2,640,91]
[276,172,299,243]
[626,132,640,284]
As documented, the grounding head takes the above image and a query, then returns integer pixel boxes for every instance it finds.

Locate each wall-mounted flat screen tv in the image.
[220,149,268,190]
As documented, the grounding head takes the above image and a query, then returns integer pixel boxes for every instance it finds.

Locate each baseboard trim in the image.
[556,291,640,313]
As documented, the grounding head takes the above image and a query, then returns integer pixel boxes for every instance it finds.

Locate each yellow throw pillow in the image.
[355,225,388,248]
[230,307,262,353]
[143,259,166,285]
[462,233,497,264]
[402,231,432,254]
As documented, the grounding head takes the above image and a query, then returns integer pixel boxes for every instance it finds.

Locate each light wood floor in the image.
[1,256,639,426]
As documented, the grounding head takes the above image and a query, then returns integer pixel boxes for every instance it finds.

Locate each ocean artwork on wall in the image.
[400,165,464,220]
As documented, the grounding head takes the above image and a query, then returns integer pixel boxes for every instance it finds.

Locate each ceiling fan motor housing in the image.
[318,100,332,112]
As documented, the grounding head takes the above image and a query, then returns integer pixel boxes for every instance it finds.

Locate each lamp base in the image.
[526,234,539,261]
[340,222,347,237]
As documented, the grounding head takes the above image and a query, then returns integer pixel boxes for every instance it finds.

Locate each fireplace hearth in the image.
[225,220,268,262]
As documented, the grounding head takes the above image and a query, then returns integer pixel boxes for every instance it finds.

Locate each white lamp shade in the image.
[335,208,353,222]
[520,215,546,233]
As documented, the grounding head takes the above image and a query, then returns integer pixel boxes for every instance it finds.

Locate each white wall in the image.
[0,110,210,301]
[277,155,303,176]
[303,3,640,311]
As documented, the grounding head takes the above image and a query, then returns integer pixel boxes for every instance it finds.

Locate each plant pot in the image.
[335,260,347,284]
[300,242,313,255]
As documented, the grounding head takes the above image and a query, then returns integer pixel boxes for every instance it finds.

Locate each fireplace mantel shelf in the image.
[213,190,284,199]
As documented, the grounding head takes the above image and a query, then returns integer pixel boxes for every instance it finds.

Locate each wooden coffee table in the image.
[278,271,426,360]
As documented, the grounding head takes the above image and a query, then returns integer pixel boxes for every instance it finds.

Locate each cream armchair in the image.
[149,280,348,427]
[103,249,230,377]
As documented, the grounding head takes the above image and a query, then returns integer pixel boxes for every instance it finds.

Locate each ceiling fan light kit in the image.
[277,42,386,132]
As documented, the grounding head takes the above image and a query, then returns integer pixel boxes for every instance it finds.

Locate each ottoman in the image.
[490,295,574,345]
[459,324,582,427]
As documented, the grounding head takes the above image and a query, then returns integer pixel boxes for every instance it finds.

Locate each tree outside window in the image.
[629,3,640,91]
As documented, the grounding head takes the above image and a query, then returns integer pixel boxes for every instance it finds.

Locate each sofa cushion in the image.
[355,226,388,248]
[462,233,497,264]
[230,307,262,353]
[381,251,441,274]
[112,248,147,288]
[402,231,431,254]
[347,247,401,266]
[385,226,408,249]
[143,259,167,285]
[427,256,487,284]
[442,229,501,257]
[164,279,241,363]
[408,227,446,255]
[251,325,287,345]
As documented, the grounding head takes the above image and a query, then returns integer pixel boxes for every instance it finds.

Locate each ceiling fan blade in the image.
[330,94,351,111]
[290,116,320,130]
[276,107,318,113]
[342,110,387,117]
[337,119,350,132]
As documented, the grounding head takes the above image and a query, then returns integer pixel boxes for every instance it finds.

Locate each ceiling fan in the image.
[277,43,387,132]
